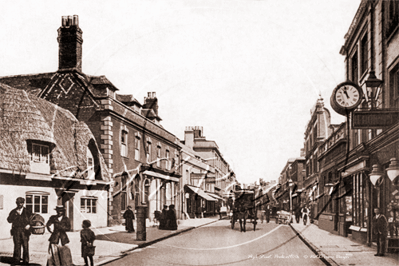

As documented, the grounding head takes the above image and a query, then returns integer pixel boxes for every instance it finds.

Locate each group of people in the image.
[159,204,178,230]
[123,204,178,233]
[7,197,96,266]
[293,205,310,225]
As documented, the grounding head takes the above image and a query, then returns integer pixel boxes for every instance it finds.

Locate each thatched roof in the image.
[0,82,110,181]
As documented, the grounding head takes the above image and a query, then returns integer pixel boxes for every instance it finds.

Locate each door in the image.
[61,193,74,231]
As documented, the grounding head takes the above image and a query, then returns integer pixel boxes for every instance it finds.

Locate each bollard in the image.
[136,205,147,241]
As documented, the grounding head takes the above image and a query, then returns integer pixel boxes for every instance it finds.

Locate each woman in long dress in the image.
[123,206,135,233]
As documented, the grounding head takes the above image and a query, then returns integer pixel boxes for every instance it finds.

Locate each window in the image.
[80,198,97,213]
[26,193,49,214]
[387,0,399,38]
[146,142,152,163]
[351,52,358,83]
[121,174,127,211]
[31,143,49,164]
[352,172,367,227]
[135,136,140,161]
[87,148,94,180]
[121,130,128,157]
[389,64,399,108]
[166,150,170,170]
[157,145,161,167]
[360,34,368,75]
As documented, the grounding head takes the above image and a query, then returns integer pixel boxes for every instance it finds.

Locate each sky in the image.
[0,0,361,185]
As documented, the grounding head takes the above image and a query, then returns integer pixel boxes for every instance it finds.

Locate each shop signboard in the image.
[352,110,399,129]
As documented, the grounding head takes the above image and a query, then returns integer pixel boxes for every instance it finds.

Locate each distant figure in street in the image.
[7,197,32,265]
[260,207,266,223]
[166,205,178,230]
[159,205,168,230]
[373,208,388,256]
[123,206,135,233]
[80,220,96,266]
[294,205,301,223]
[46,205,72,266]
[301,205,309,226]
[265,205,271,223]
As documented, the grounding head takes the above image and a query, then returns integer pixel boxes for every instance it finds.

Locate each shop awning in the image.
[207,193,224,200]
[186,185,217,201]
[143,170,179,182]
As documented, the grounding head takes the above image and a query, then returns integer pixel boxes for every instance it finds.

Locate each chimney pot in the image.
[152,92,156,98]
[73,15,79,26]
[68,16,73,26]
[62,16,67,27]
[147,92,151,98]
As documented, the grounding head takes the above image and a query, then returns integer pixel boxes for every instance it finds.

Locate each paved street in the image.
[105,220,325,266]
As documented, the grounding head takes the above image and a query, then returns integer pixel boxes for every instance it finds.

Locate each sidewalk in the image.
[0,217,220,266]
[290,222,399,266]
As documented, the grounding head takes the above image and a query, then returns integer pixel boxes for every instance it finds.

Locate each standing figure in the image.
[159,205,168,230]
[294,205,301,223]
[260,207,266,223]
[373,208,388,256]
[7,197,32,265]
[123,206,135,233]
[46,205,72,266]
[81,220,96,266]
[301,205,309,226]
[166,205,178,230]
[265,205,271,223]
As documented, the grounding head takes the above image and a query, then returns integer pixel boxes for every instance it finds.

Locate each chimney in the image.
[143,92,158,116]
[184,127,194,149]
[57,15,83,72]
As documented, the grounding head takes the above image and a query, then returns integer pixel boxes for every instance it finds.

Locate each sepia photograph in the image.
[0,0,398,265]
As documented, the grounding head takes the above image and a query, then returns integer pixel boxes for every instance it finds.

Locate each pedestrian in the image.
[46,205,73,266]
[81,220,96,266]
[7,197,32,265]
[159,205,168,230]
[373,208,388,256]
[301,205,309,226]
[294,205,301,223]
[123,206,135,233]
[166,204,178,230]
[260,207,265,223]
[265,205,271,223]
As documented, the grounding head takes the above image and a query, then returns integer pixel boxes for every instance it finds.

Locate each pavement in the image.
[290,221,399,266]
[0,217,221,266]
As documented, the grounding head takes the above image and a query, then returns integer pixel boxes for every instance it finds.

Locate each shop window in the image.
[26,192,49,214]
[80,197,97,213]
[352,172,367,227]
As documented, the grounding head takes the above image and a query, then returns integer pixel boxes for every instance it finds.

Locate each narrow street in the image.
[105,220,325,266]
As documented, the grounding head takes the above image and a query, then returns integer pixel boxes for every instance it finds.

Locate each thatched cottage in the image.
[0,15,182,225]
[0,83,110,237]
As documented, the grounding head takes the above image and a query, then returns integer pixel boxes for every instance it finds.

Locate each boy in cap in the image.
[7,197,32,265]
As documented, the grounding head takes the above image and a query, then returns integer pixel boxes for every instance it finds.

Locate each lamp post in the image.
[365,70,383,110]
[288,179,294,223]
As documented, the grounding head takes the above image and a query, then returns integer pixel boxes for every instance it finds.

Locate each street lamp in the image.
[387,158,399,183]
[369,164,383,187]
[288,179,294,222]
[364,70,383,110]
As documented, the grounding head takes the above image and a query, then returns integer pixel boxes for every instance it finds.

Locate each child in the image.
[80,220,96,266]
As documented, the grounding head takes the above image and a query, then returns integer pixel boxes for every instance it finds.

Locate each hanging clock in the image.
[330,81,364,116]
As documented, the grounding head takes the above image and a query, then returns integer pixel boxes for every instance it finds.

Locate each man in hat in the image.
[46,205,71,246]
[373,208,388,256]
[7,197,32,265]
[123,206,135,233]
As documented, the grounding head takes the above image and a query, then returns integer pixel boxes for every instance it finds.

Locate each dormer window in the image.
[28,141,51,174]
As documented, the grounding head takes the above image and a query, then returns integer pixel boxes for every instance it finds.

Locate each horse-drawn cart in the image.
[229,189,257,232]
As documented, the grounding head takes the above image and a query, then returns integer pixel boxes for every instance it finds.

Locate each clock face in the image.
[330,81,363,116]
[335,85,360,108]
